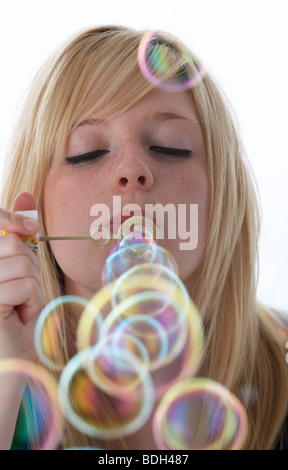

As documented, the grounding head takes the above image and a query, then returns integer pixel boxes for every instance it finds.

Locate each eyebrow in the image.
[74,117,106,129]
[147,112,197,124]
[73,111,199,130]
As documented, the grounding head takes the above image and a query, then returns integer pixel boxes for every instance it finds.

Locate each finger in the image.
[0,277,44,324]
[0,233,41,271]
[0,254,42,290]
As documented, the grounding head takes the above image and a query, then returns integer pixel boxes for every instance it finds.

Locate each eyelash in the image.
[65,150,108,166]
[65,146,192,165]
[150,146,192,158]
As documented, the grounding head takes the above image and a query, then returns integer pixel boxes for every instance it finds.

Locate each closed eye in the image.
[150,146,192,158]
[65,150,109,166]
[65,146,191,165]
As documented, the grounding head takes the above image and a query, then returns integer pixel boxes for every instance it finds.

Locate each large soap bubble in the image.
[153,378,248,450]
[0,359,63,450]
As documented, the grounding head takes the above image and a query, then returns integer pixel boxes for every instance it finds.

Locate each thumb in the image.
[12,192,37,212]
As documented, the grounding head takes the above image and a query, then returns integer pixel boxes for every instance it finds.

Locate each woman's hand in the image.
[0,192,44,361]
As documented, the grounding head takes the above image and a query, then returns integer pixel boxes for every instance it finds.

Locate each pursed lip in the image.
[109,214,134,235]
[107,208,161,237]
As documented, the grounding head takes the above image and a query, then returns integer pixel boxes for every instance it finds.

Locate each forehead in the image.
[72,88,201,131]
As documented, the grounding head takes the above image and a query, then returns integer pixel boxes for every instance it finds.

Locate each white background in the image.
[0,0,287,309]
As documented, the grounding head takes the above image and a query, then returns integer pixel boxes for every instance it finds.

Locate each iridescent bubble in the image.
[106,263,194,342]
[102,290,187,372]
[111,314,169,371]
[119,235,158,265]
[87,333,150,392]
[102,216,175,287]
[102,300,170,372]
[153,378,248,450]
[35,295,103,371]
[119,237,158,270]
[138,31,205,93]
[140,292,204,400]
[110,263,182,311]
[58,346,154,439]
[0,359,63,450]
[102,242,178,293]
[77,284,116,352]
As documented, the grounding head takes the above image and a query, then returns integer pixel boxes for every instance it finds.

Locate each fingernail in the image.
[23,218,38,231]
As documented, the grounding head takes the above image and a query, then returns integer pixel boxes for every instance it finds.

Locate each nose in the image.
[112,147,154,193]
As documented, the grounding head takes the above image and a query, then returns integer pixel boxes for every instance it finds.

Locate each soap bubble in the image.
[102,241,177,288]
[108,314,169,371]
[102,215,177,288]
[35,295,103,371]
[153,378,248,450]
[0,359,63,450]
[58,345,154,439]
[102,290,187,369]
[87,334,150,397]
[138,31,205,92]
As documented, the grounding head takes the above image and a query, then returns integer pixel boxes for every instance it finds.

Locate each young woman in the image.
[0,25,287,450]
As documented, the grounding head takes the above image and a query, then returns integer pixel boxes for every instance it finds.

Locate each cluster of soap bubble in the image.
[0,219,249,450]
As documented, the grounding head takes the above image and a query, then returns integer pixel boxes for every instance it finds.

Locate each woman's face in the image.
[43,88,210,299]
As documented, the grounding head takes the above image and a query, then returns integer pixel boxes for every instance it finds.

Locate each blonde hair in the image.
[1,25,287,450]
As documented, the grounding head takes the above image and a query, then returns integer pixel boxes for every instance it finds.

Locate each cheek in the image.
[181,167,210,247]
[168,164,210,208]
[42,170,112,292]
[43,180,79,236]
[162,165,210,280]
[43,172,104,236]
